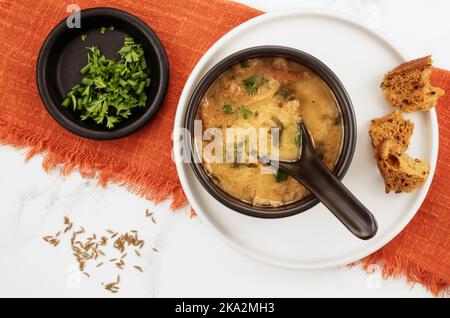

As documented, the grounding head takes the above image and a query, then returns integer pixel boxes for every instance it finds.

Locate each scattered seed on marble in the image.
[44,219,150,295]
[133,266,143,273]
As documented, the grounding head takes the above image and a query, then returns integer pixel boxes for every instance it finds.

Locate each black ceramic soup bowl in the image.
[184,46,357,218]
[36,8,169,140]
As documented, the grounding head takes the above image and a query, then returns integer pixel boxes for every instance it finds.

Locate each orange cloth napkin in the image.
[0,0,448,296]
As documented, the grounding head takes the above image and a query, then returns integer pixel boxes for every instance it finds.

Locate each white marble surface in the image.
[1,0,449,298]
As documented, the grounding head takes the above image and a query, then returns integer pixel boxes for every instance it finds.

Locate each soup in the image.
[198,57,343,207]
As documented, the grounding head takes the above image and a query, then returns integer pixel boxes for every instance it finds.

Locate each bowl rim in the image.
[36,7,169,140]
[184,46,357,218]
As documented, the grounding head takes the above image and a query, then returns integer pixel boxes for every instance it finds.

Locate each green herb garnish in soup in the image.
[222,104,253,119]
[240,60,250,68]
[239,106,253,119]
[61,37,150,129]
[295,130,302,146]
[199,57,343,207]
[275,169,289,183]
[242,75,268,95]
[223,104,234,114]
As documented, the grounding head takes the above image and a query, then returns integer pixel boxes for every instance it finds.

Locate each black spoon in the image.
[263,122,378,240]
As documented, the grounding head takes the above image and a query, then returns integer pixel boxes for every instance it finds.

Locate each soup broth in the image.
[198,57,343,207]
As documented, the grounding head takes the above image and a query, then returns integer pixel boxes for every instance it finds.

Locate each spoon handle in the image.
[278,124,378,240]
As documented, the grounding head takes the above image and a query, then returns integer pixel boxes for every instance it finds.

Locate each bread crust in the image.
[381,56,445,112]
[383,56,432,76]
[368,111,414,158]
[377,140,430,193]
[368,112,429,193]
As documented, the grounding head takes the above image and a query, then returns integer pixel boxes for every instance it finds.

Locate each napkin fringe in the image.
[0,118,188,210]
[354,250,449,296]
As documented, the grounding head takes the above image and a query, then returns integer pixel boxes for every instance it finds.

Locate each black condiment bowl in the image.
[36,7,169,140]
[184,46,357,218]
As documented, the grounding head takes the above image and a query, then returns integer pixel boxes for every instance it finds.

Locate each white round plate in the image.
[173,10,438,269]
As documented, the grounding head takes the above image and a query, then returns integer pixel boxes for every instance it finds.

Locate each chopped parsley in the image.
[81,34,87,42]
[240,60,250,68]
[222,104,253,119]
[295,130,302,146]
[223,104,234,114]
[100,26,114,34]
[275,169,289,183]
[242,75,268,95]
[61,37,150,129]
[240,106,253,119]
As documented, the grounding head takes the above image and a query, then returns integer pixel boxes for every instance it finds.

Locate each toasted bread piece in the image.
[368,111,414,158]
[377,140,430,193]
[381,56,444,112]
